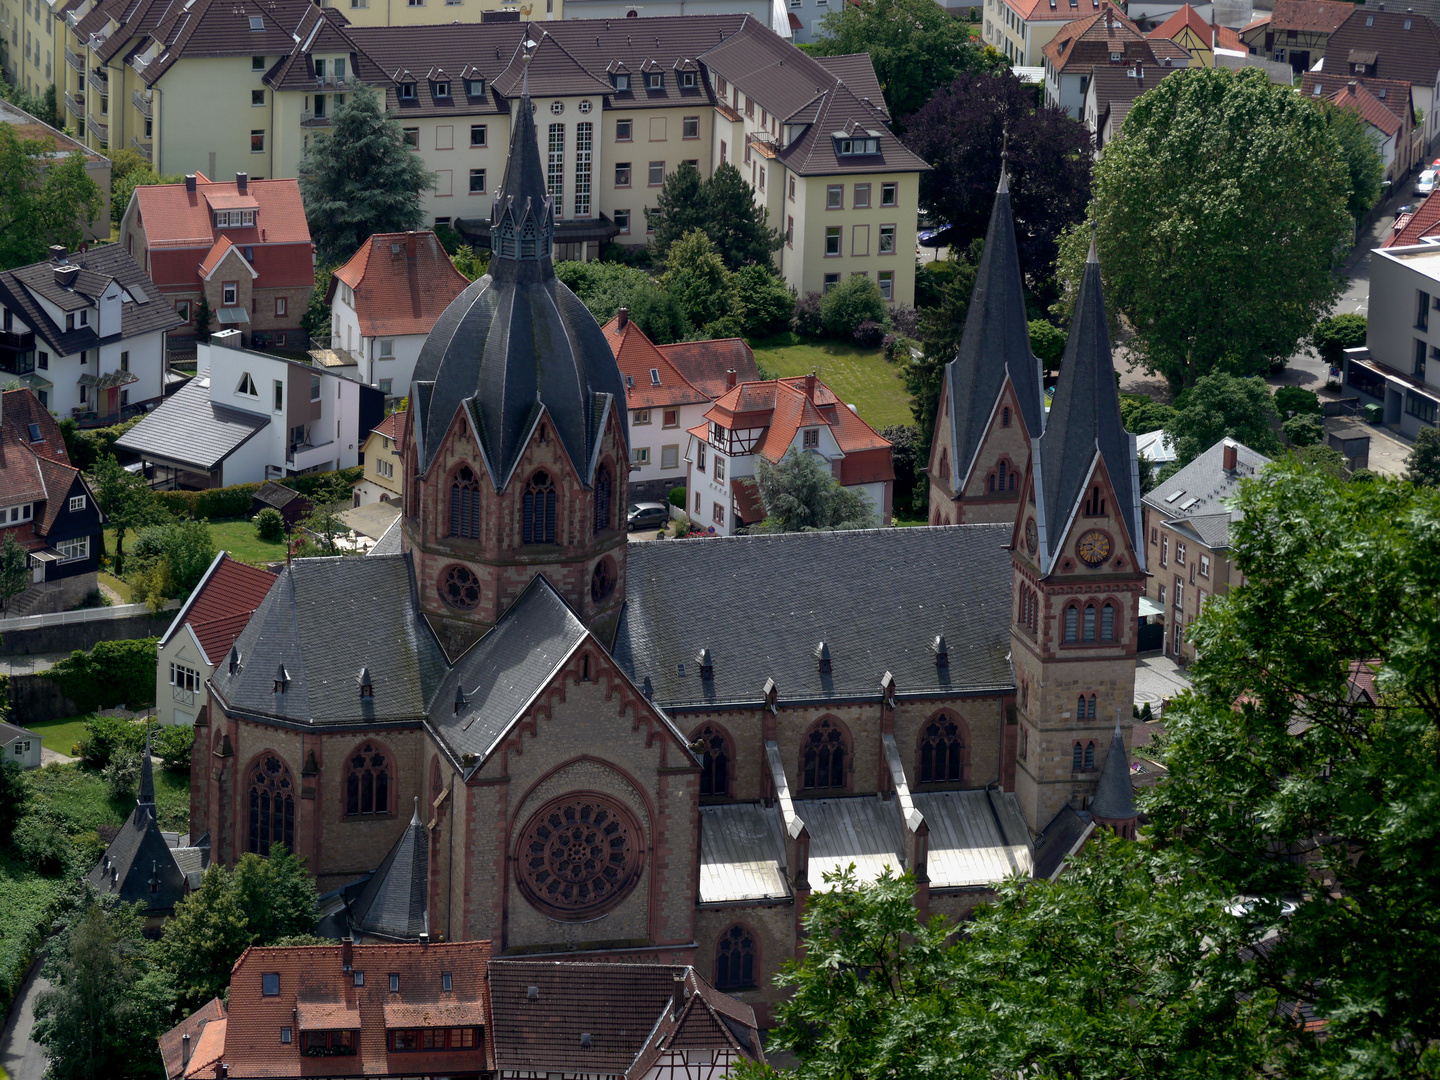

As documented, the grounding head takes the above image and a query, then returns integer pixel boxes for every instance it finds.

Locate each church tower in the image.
[926,168,1045,525]
[1010,235,1146,834]
[402,89,630,658]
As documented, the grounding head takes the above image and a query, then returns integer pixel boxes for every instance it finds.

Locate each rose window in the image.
[517,795,642,918]
[440,564,481,610]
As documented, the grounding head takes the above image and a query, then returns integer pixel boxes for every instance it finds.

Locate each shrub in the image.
[1349,468,1377,482]
[103,748,142,801]
[1283,412,1325,448]
[193,483,260,520]
[45,640,159,717]
[11,818,68,875]
[853,319,885,348]
[76,713,147,770]
[888,305,920,339]
[790,291,825,337]
[1275,385,1323,417]
[253,507,286,542]
[731,265,795,339]
[667,486,687,509]
[153,723,194,775]
[289,467,363,499]
[1311,313,1367,366]
[820,275,886,339]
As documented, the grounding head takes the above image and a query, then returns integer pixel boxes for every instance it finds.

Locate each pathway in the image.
[0,962,50,1080]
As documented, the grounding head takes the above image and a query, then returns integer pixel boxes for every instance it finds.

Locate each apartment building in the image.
[1343,242,1440,439]
[0,0,59,96]
[1320,5,1440,147]
[316,0,564,28]
[1042,5,1189,117]
[983,0,1104,66]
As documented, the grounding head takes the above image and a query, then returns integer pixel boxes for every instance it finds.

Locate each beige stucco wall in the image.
[315,0,563,27]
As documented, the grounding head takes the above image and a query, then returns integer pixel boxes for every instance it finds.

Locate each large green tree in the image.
[0,125,105,270]
[1319,101,1386,224]
[1162,372,1281,468]
[0,530,29,614]
[808,0,1005,121]
[1058,67,1351,391]
[646,162,780,270]
[660,229,732,333]
[90,455,163,575]
[748,448,878,532]
[901,241,979,460]
[298,84,433,265]
[1405,426,1440,487]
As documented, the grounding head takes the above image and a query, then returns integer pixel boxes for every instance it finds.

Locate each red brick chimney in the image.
[406,231,417,259]
[617,306,629,330]
[341,936,354,971]
[725,368,737,390]
[1222,442,1237,472]
[804,372,817,400]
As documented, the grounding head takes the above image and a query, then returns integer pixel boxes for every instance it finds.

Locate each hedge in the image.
[0,857,65,1017]
[41,638,158,714]
[148,467,364,521]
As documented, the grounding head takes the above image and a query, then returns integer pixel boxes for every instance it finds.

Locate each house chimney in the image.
[803,371,817,399]
[185,174,197,193]
[341,935,354,972]
[54,264,80,289]
[671,973,685,1020]
[48,245,67,263]
[1223,441,1238,472]
[616,306,629,329]
[725,368,737,389]
[212,328,242,349]
[236,172,248,193]
[181,1034,192,1069]
[406,230,417,258]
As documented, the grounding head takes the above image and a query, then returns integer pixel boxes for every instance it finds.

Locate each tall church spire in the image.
[1035,235,1142,569]
[138,729,155,808]
[489,54,553,284]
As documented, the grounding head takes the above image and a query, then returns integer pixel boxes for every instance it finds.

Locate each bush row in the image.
[148,467,364,521]
[41,639,158,715]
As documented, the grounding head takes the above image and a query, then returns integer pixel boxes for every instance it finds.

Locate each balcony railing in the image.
[0,329,35,351]
[87,67,107,92]
[286,438,335,466]
[315,72,350,87]
[172,686,195,707]
[63,90,84,116]
[87,114,107,141]
[131,88,151,117]
[131,135,151,161]
[299,109,332,127]
[64,45,83,71]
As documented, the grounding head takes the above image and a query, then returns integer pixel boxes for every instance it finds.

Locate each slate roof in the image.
[657,338,759,398]
[410,92,625,489]
[0,721,38,743]
[1032,804,1095,880]
[1322,7,1440,87]
[367,516,403,556]
[1089,723,1136,820]
[1035,238,1141,566]
[329,232,471,339]
[490,27,614,97]
[614,525,1015,710]
[942,173,1045,493]
[776,80,930,177]
[115,376,270,471]
[88,742,191,915]
[0,245,183,357]
[488,962,761,1076]
[349,799,429,940]
[1141,437,1270,552]
[252,481,305,511]
[160,551,277,666]
[207,554,449,727]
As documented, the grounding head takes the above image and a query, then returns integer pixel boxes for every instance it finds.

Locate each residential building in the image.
[1302,71,1419,179]
[686,372,894,534]
[564,0,794,40]
[658,336,759,399]
[154,550,276,729]
[0,722,42,769]
[1320,5,1440,146]
[324,232,470,395]
[1145,3,1246,65]
[1343,242,1440,437]
[0,387,105,616]
[119,172,313,351]
[185,112,1142,1020]
[0,244,181,421]
[1140,437,1266,663]
[317,0,565,27]
[1383,189,1440,247]
[353,409,405,506]
[602,309,755,503]
[1043,5,1190,117]
[1081,61,1176,150]
[157,941,765,1080]
[116,329,379,488]
[983,0,1103,67]
[0,99,110,241]
[90,739,209,923]
[1239,0,1352,74]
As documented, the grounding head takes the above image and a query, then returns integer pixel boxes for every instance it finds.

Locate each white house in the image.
[685,372,894,535]
[116,329,379,488]
[0,722,43,770]
[324,232,471,397]
[154,551,276,728]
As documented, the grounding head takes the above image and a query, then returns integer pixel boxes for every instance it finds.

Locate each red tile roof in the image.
[1327,80,1403,136]
[328,232,470,339]
[600,314,709,409]
[1214,24,1245,51]
[369,409,407,444]
[0,388,68,464]
[1383,190,1440,246]
[1147,4,1212,45]
[160,997,225,1080]
[133,177,312,291]
[163,553,277,666]
[1300,72,1413,122]
[197,235,249,280]
[1001,0,1103,23]
[163,941,495,1079]
[657,338,759,399]
[1266,0,1352,35]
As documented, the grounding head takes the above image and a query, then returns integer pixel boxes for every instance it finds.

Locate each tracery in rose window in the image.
[516,795,642,918]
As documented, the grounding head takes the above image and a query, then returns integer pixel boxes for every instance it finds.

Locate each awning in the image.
[788,11,803,28]
[1138,595,1165,618]
[217,306,249,324]
[77,369,139,390]
[29,548,63,563]
[17,372,52,392]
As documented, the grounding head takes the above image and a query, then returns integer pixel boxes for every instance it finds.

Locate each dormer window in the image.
[647,72,663,89]
[433,80,450,98]
[215,210,256,227]
[835,136,879,155]
[399,82,416,100]
[612,72,629,91]
[680,71,696,88]
[465,77,484,96]
[1109,51,1121,61]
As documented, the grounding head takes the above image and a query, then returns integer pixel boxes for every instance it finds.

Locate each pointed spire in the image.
[1089,721,1136,824]
[490,41,554,282]
[138,729,155,807]
[411,795,422,826]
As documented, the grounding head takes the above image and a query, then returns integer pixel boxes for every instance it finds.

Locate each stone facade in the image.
[927,374,1037,525]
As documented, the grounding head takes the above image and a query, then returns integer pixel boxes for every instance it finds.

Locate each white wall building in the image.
[1343,243,1440,439]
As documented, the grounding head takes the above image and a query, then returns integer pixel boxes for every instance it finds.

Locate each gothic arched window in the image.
[715,925,756,990]
[1101,603,1115,641]
[918,713,966,784]
[1064,605,1079,643]
[1084,741,1096,770]
[594,463,612,534]
[692,724,732,797]
[522,471,557,544]
[1072,742,1083,771]
[801,717,848,791]
[1002,406,1011,427]
[345,742,391,817]
[450,465,481,539]
[937,448,949,482]
[247,755,295,855]
[1077,694,1088,719]
[1083,604,1098,642]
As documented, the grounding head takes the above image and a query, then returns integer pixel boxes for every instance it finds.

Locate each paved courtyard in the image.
[1135,652,1192,711]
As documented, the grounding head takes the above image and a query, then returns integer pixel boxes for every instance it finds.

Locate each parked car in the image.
[627,502,669,531]
[1415,170,1437,196]
[917,223,952,247]
[1224,895,1299,919]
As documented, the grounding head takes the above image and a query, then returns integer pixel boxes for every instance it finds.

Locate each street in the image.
[0,962,50,1080]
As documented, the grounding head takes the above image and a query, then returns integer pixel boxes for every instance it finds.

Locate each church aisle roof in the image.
[349,799,429,940]
[614,525,1015,709]
[208,554,448,726]
[698,803,791,903]
[915,789,1034,886]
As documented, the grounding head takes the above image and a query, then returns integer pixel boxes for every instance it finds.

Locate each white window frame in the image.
[68,494,86,512]
[57,536,89,563]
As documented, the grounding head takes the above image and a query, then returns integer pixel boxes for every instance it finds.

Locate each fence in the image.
[0,601,176,636]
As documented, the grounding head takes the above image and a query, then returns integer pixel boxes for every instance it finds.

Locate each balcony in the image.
[131,88,151,117]
[287,437,336,469]
[172,686,195,708]
[87,114,107,142]
[315,72,350,88]
[0,329,35,352]
[131,135,151,161]
[300,109,332,127]
[64,90,84,117]
[87,66,106,92]
[64,45,83,71]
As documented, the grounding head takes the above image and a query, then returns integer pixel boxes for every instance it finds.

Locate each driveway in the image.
[0,961,51,1080]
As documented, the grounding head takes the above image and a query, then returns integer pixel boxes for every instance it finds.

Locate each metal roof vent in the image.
[814,641,831,675]
[527,985,540,1000]
[454,685,467,715]
[642,675,654,700]
[358,666,373,699]
[273,664,290,694]
[696,648,713,681]
[933,634,949,668]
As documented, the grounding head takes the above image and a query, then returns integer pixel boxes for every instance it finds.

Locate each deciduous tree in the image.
[748,448,877,532]
[90,454,163,575]
[0,530,29,614]
[1058,67,1351,390]
[1163,373,1281,467]
[660,229,731,332]
[1310,312,1367,367]
[1320,101,1386,223]
[1404,425,1440,487]
[0,125,105,270]
[298,84,433,265]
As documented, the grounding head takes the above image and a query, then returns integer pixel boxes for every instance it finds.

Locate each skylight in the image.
[248,15,263,29]
[1179,497,1200,511]
[1164,489,1185,503]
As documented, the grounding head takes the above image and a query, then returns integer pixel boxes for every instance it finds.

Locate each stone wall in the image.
[0,609,173,657]
[7,674,81,727]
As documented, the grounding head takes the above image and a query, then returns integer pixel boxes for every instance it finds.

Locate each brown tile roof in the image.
[163,552,277,666]
[35,455,89,536]
[160,997,225,1080]
[329,232,471,339]
[490,26,614,97]
[601,314,710,409]
[1086,63,1178,132]
[1267,0,1353,35]
[369,409,406,444]
[1327,79,1403,136]
[1044,6,1187,74]
[0,389,68,465]
[1147,3,1212,45]
[776,79,930,177]
[134,0,322,83]
[813,53,889,118]
[1300,71,1414,121]
[657,337,759,398]
[1322,7,1440,87]
[1383,190,1440,246]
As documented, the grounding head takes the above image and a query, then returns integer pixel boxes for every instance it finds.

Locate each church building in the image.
[192,89,1140,1022]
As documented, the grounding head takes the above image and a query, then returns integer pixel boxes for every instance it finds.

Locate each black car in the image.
[627,502,669,531]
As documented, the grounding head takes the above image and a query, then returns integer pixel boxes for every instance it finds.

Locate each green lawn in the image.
[106,516,287,570]
[27,758,190,833]
[750,334,913,431]
[97,571,133,602]
[26,715,89,757]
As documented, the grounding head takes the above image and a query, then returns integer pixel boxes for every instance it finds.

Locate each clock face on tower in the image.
[1024,517,1038,556]
[1077,529,1112,567]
